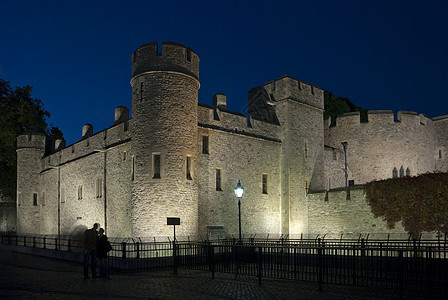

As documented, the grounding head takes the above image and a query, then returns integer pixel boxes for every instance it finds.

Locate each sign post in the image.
[167,217,180,274]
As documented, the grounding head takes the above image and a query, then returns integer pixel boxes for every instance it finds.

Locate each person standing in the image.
[96,228,110,278]
[83,223,99,279]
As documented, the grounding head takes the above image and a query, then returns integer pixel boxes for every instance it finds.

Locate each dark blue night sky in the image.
[1,0,447,144]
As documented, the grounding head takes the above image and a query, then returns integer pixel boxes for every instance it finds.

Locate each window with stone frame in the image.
[78,186,83,200]
[61,187,66,203]
[186,156,192,180]
[216,169,222,191]
[262,174,268,194]
[392,168,398,178]
[202,135,209,154]
[33,193,38,206]
[96,178,103,198]
[153,154,161,179]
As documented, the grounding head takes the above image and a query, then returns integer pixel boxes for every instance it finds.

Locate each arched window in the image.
[406,168,410,177]
[392,168,398,178]
[399,166,404,177]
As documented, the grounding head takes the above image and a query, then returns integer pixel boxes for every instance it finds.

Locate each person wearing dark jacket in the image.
[83,223,99,279]
[96,228,110,278]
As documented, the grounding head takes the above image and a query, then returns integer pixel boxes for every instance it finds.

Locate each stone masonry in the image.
[15,41,448,238]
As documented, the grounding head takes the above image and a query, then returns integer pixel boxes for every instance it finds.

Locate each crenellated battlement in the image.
[329,110,443,129]
[131,41,199,81]
[262,76,324,110]
[17,133,46,150]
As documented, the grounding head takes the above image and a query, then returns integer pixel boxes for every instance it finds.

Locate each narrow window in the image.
[399,166,404,177]
[131,155,135,181]
[123,151,127,161]
[348,180,354,187]
[96,178,102,198]
[33,193,38,206]
[406,168,410,177]
[392,168,398,178]
[61,187,66,203]
[202,136,209,154]
[304,143,308,158]
[78,186,83,200]
[140,82,144,101]
[262,174,268,194]
[216,169,222,191]
[153,154,161,179]
[186,156,192,180]
[439,150,443,159]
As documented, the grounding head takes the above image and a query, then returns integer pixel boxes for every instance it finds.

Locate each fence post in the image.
[427,247,432,293]
[398,250,404,300]
[121,242,126,259]
[33,237,36,248]
[68,239,71,252]
[136,242,140,259]
[258,246,262,285]
[43,237,46,249]
[55,238,58,251]
[352,246,357,286]
[173,240,178,275]
[24,236,26,247]
[318,244,323,291]
[209,244,215,280]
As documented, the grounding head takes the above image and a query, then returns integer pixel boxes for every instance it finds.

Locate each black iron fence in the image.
[1,233,447,294]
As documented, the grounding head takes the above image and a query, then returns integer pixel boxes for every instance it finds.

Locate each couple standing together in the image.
[83,223,111,279]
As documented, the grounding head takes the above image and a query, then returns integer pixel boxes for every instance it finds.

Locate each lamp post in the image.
[234,180,244,244]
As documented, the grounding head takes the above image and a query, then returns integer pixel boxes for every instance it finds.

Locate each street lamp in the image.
[234,180,244,244]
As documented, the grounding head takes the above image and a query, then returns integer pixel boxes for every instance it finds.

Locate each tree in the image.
[324,91,368,125]
[0,79,63,199]
[363,172,448,237]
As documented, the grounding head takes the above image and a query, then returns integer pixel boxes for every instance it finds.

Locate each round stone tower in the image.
[130,42,200,237]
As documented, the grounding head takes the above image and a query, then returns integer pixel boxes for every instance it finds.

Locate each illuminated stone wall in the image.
[324,111,444,187]
[15,41,448,238]
[308,187,406,234]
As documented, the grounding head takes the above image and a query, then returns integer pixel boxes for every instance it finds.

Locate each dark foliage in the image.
[324,91,368,125]
[364,172,448,237]
[0,79,63,199]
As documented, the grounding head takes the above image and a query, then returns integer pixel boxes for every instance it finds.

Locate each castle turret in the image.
[130,41,200,237]
[16,133,46,234]
[260,76,325,235]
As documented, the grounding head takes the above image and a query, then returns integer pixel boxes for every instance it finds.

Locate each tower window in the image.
[131,156,135,181]
[262,174,268,194]
[439,150,443,159]
[123,151,127,161]
[61,187,66,203]
[33,193,38,206]
[399,166,404,177]
[392,168,398,178]
[96,178,103,198]
[406,168,410,177]
[202,136,209,154]
[78,186,83,200]
[304,143,308,158]
[153,154,161,179]
[186,156,192,180]
[216,169,222,191]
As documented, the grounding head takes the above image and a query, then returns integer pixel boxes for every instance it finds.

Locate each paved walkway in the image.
[0,248,442,299]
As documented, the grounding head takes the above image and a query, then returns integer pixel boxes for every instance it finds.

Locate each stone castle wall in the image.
[308,187,406,234]
[324,111,443,187]
[15,41,448,238]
